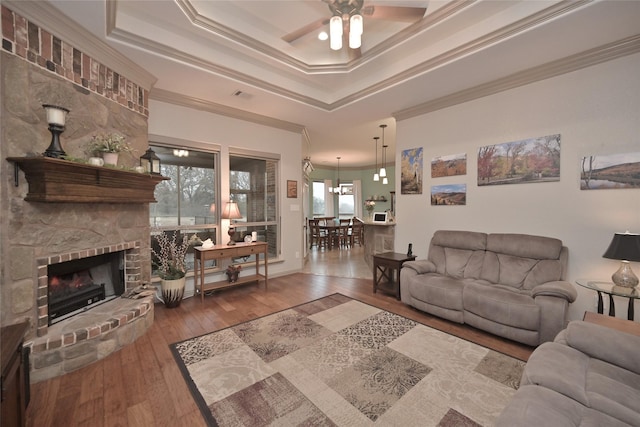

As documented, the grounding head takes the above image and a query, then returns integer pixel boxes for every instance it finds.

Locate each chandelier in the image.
[330,156,344,194]
[327,0,364,50]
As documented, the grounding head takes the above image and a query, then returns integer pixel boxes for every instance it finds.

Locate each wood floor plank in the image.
[26,271,534,426]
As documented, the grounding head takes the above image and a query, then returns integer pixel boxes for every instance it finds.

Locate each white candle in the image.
[251,231,257,242]
[46,107,66,125]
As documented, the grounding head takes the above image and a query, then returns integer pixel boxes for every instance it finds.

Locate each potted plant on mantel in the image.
[151,231,198,308]
[88,132,132,166]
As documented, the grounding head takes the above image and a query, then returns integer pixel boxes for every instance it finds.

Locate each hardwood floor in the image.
[27,251,534,427]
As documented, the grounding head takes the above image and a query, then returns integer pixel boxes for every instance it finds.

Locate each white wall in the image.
[395,53,640,322]
[148,100,305,295]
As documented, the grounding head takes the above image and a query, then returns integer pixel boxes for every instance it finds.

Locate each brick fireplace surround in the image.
[27,242,154,383]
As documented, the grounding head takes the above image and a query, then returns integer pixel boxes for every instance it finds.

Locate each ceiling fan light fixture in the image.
[329,16,343,50]
[350,14,363,35]
[349,31,361,49]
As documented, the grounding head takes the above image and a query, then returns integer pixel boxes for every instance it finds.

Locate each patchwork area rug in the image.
[170,294,525,426]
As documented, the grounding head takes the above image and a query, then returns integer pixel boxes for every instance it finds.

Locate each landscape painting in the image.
[580,151,640,190]
[431,153,467,177]
[401,147,423,194]
[477,134,561,186]
[431,184,466,206]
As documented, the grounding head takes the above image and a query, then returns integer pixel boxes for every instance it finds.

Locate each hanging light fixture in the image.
[373,137,380,182]
[382,144,389,184]
[329,16,343,50]
[330,156,342,194]
[328,0,364,51]
[379,124,387,178]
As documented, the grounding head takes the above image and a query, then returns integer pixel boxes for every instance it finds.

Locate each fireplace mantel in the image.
[7,157,168,203]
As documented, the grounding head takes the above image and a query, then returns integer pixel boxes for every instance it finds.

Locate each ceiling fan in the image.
[282,0,427,53]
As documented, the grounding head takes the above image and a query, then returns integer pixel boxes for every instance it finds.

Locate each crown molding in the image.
[4,0,157,90]
[394,34,640,121]
[150,88,306,134]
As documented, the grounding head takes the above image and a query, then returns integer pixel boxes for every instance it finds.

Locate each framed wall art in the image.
[477,134,561,186]
[287,180,298,198]
[581,151,640,190]
[431,184,466,206]
[401,147,423,194]
[431,153,467,178]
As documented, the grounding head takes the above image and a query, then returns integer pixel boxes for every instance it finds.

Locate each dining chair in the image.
[309,219,327,249]
[349,217,364,247]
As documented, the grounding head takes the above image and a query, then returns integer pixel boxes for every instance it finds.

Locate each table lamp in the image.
[221,201,242,245]
[603,231,640,288]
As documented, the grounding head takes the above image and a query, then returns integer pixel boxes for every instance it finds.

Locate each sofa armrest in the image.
[531,280,577,302]
[402,260,436,274]
[565,321,640,374]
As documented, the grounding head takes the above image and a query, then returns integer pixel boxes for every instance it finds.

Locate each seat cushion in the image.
[404,273,465,311]
[496,385,633,427]
[463,282,539,330]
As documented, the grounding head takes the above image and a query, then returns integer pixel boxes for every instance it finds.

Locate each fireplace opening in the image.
[47,251,125,325]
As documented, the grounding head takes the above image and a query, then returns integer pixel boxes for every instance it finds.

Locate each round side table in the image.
[575,279,639,320]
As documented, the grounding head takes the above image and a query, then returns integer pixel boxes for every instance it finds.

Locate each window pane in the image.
[230,154,278,260]
[313,181,325,215]
[150,146,216,227]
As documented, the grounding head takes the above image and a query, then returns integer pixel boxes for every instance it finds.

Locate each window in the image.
[150,146,218,275]
[229,153,279,261]
[312,181,325,216]
[338,184,354,218]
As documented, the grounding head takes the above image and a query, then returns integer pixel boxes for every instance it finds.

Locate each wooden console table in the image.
[194,242,268,302]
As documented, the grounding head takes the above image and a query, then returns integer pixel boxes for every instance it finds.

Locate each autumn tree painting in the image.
[477,134,561,186]
[580,152,640,190]
[431,153,467,178]
[401,147,423,194]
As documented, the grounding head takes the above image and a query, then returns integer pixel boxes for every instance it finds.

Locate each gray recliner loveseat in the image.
[400,230,577,346]
[496,320,640,426]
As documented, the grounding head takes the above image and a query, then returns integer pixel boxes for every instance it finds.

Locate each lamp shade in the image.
[221,201,242,220]
[603,232,640,261]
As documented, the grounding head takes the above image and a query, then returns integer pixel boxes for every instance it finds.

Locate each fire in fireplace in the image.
[47,252,125,324]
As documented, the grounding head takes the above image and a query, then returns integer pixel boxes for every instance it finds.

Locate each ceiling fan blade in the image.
[282,18,329,43]
[362,5,426,22]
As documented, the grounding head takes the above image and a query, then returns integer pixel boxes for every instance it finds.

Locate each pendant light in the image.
[330,156,342,194]
[379,124,387,178]
[382,144,389,185]
[373,136,380,182]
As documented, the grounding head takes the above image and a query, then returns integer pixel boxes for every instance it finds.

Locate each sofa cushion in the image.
[463,282,539,330]
[496,385,633,427]
[405,274,465,311]
[565,321,640,374]
[487,233,563,259]
[521,340,640,426]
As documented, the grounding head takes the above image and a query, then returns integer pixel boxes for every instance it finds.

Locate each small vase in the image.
[102,152,119,166]
[161,277,186,308]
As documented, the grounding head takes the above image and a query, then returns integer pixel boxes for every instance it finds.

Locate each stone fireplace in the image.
[1,6,158,383]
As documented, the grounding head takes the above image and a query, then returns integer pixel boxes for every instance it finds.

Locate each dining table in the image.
[319,221,350,249]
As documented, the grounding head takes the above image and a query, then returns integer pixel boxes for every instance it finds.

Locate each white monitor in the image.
[372,212,388,223]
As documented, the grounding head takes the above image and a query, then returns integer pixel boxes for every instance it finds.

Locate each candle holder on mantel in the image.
[42,104,70,159]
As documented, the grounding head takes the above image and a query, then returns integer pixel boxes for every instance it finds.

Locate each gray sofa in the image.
[496,321,640,426]
[400,230,577,346]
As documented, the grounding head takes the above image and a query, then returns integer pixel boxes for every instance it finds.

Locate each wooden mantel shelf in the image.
[7,156,169,203]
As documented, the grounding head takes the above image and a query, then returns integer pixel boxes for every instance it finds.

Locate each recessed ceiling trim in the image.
[328,0,593,111]
[150,88,306,134]
[5,0,157,90]
[393,34,640,121]
[174,0,473,73]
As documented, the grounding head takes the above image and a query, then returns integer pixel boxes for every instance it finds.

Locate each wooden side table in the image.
[373,252,416,300]
[583,311,640,336]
